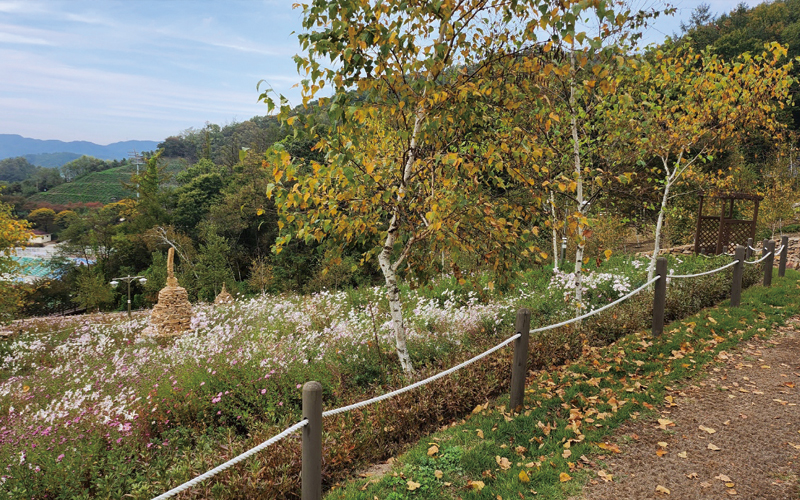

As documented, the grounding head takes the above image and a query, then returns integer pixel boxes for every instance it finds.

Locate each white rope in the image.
[151,419,308,500]
[322,333,521,417]
[748,245,761,252]
[529,276,660,334]
[775,244,785,255]
[744,251,774,265]
[669,259,739,279]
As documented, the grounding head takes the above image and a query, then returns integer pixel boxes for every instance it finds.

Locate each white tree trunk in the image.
[550,191,559,271]
[378,232,414,375]
[647,175,672,282]
[569,48,585,313]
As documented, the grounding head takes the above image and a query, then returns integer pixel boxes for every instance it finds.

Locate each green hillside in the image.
[28,165,136,204]
[28,160,185,205]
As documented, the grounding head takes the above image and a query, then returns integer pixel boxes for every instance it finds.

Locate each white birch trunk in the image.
[550,191,559,271]
[568,47,585,313]
[648,170,673,282]
[378,239,413,374]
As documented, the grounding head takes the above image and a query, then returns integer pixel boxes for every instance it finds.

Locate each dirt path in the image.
[581,317,800,499]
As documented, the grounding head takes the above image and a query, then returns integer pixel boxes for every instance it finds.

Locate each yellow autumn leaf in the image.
[407,480,421,491]
[559,472,572,482]
[427,444,439,456]
[434,470,443,479]
[604,249,613,260]
[699,425,716,434]
[469,480,485,491]
[519,470,530,483]
[476,429,484,439]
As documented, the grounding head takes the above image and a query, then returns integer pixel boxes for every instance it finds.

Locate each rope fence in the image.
[150,237,792,500]
[151,419,309,500]
[669,259,739,279]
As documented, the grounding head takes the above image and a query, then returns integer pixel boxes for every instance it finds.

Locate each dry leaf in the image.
[468,480,485,491]
[715,474,732,482]
[434,470,443,479]
[699,425,716,434]
[519,470,530,483]
[476,429,485,439]
[656,449,667,457]
[678,451,688,459]
[686,472,698,479]
[598,470,613,482]
[427,444,439,456]
[559,472,572,482]
[655,485,670,495]
[407,480,421,491]
[707,443,721,451]
[598,442,622,453]
[657,442,668,448]
[657,418,675,430]
[496,456,512,470]
[562,449,572,459]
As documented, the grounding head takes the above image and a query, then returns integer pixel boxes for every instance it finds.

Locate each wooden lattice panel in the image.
[696,217,719,254]
[721,220,753,253]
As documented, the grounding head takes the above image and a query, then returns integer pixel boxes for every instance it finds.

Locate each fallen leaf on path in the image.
[655,485,670,495]
[686,472,698,479]
[598,470,613,482]
[715,474,732,482]
[657,418,675,430]
[657,441,668,448]
[708,443,721,451]
[699,425,716,434]
[678,451,688,459]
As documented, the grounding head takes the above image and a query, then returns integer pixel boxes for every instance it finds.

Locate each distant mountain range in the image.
[0,134,160,166]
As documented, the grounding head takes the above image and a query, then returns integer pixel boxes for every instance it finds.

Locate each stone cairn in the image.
[214,283,234,305]
[149,247,192,336]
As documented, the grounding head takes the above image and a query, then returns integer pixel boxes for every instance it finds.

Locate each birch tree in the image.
[260,0,608,374]
[605,42,795,281]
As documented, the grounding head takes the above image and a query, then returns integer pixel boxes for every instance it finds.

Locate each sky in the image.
[0,0,770,145]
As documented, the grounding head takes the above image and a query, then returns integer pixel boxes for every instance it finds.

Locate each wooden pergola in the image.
[694,191,763,255]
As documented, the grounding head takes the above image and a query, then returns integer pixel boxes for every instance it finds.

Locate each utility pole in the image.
[128,150,143,198]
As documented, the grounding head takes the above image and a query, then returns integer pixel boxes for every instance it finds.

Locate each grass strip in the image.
[326,269,800,499]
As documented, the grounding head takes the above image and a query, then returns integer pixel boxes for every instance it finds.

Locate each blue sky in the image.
[0,0,767,145]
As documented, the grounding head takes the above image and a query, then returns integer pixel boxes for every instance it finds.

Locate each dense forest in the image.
[2,0,799,320]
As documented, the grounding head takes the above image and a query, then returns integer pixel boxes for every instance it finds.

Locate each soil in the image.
[580,316,800,500]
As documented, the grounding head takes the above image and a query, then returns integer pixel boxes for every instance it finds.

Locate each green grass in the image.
[326,269,800,499]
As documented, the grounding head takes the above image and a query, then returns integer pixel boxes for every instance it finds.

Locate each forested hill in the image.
[0,134,159,163]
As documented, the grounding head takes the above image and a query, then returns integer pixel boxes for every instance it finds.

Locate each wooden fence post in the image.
[779,235,789,278]
[746,238,754,260]
[302,381,322,500]
[509,308,531,411]
[652,257,667,337]
[731,245,745,307]
[763,239,775,287]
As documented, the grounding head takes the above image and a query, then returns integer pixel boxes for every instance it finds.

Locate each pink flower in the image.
[56,454,65,462]
[261,389,267,394]
[296,384,301,389]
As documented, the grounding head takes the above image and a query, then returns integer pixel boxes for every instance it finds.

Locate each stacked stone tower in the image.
[149,247,192,336]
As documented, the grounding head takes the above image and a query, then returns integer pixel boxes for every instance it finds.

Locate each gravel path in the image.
[580,317,800,499]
